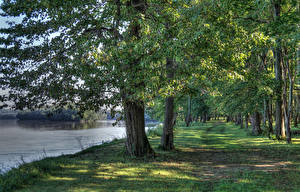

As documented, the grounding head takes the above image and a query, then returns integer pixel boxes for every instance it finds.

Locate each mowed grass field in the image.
[2,121,300,192]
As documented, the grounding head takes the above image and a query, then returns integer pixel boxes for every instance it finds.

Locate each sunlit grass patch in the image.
[48,176,76,181]
[2,121,300,192]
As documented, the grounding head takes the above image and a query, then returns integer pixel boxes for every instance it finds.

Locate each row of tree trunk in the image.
[123,0,300,157]
[228,97,299,139]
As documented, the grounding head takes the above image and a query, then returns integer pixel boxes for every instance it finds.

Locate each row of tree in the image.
[0,0,299,156]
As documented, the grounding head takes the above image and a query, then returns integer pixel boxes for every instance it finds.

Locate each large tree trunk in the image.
[161,58,175,150]
[251,112,262,135]
[124,101,154,157]
[124,0,154,156]
[273,0,283,140]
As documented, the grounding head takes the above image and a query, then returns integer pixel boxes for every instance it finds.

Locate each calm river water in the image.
[0,120,155,173]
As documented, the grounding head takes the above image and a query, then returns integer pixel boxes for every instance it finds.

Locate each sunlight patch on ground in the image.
[151,170,173,177]
[61,162,88,169]
[238,178,251,183]
[254,161,292,168]
[150,169,198,180]
[153,162,193,169]
[213,165,227,168]
[93,175,117,179]
[48,176,76,181]
[114,167,146,176]
[292,138,300,144]
[75,169,88,173]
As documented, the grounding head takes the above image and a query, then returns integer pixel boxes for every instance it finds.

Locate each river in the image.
[0,120,156,173]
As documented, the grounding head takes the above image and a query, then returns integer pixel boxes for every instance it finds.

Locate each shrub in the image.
[147,124,163,137]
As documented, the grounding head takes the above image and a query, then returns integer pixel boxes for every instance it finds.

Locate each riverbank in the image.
[0,120,159,174]
[2,121,300,192]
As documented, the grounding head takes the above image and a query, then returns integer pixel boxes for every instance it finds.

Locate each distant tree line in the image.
[16,109,80,121]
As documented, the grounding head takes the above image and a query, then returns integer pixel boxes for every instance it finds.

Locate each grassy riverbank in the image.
[2,121,300,192]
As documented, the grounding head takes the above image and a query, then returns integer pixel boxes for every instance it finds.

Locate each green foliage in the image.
[0,0,188,111]
[146,123,163,137]
[82,110,103,121]
[16,109,81,121]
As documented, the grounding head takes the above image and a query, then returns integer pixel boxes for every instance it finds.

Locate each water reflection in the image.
[17,120,97,130]
[0,120,126,173]
[0,119,157,173]
[16,120,125,130]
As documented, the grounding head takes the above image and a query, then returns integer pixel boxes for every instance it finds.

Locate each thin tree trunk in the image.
[263,99,267,128]
[245,114,249,130]
[294,95,299,127]
[161,96,175,150]
[235,114,241,125]
[266,99,274,135]
[226,115,230,123]
[295,43,300,127]
[281,107,286,138]
[240,114,244,129]
[202,113,206,123]
[161,58,175,150]
[282,47,293,143]
[273,0,283,140]
[295,42,300,127]
[185,95,192,126]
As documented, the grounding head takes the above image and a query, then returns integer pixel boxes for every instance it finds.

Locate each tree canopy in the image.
[0,0,299,155]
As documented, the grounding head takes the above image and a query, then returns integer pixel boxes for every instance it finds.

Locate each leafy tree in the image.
[0,0,173,156]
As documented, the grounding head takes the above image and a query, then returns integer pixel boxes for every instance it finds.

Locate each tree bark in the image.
[123,0,154,156]
[281,103,286,138]
[161,97,176,150]
[294,95,299,127]
[273,0,283,140]
[202,113,207,123]
[161,58,175,150]
[245,114,249,130]
[124,101,154,156]
[240,114,244,129]
[282,47,293,143]
[295,113,299,128]
[251,112,262,135]
[263,99,267,128]
[295,42,300,127]
[266,99,274,136]
[185,95,192,126]
[235,114,241,125]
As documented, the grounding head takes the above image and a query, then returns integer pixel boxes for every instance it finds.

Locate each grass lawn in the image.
[2,120,300,192]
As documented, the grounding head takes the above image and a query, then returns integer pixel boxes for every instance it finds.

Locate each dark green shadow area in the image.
[2,121,300,192]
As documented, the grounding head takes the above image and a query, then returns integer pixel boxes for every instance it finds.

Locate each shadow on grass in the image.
[3,121,300,192]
